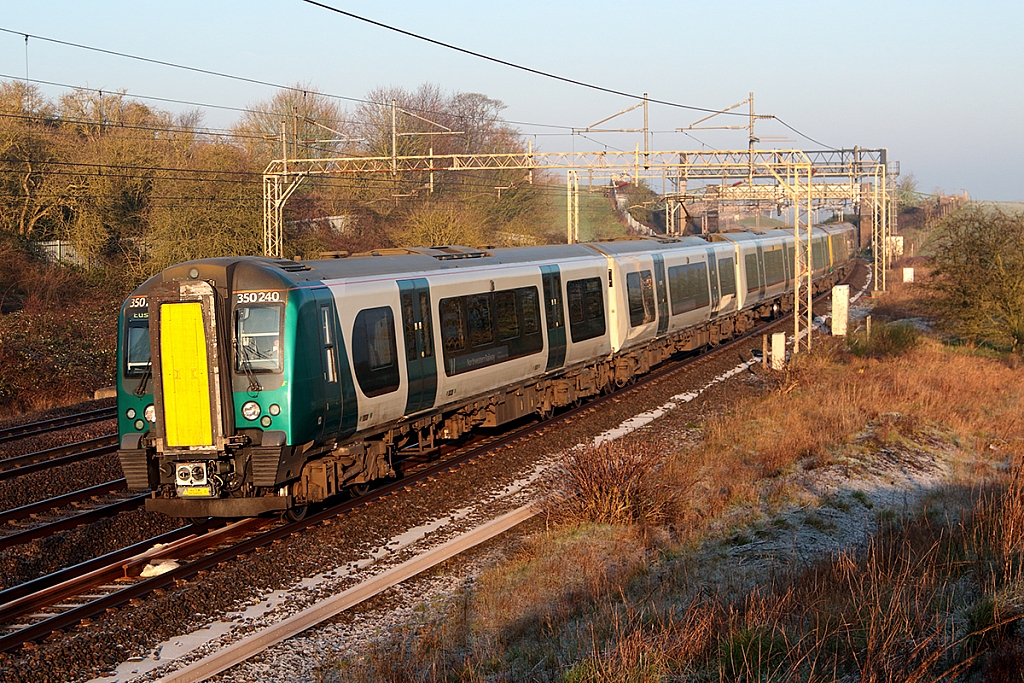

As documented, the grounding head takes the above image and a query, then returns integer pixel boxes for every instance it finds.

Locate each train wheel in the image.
[349,483,370,497]
[284,504,308,523]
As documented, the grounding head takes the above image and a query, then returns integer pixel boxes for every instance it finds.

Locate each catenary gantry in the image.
[262,146,896,351]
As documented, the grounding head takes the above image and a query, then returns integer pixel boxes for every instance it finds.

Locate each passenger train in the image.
[116,224,857,518]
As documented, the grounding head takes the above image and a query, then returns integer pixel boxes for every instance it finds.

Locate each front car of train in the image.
[116,257,328,517]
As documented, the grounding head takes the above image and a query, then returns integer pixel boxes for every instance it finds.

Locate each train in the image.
[116,224,857,519]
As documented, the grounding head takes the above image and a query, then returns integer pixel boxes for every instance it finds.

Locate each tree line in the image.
[0,80,561,286]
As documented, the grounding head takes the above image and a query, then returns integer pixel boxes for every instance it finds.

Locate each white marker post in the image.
[903,267,915,283]
[771,332,786,370]
[831,284,850,337]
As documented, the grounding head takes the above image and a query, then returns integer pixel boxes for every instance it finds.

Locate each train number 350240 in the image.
[236,291,282,304]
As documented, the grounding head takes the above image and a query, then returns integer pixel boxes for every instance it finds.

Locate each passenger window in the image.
[567,277,605,342]
[764,249,785,285]
[668,263,710,315]
[439,286,543,376]
[521,288,540,335]
[495,291,519,341]
[745,252,761,293]
[440,299,465,353]
[718,258,736,297]
[627,270,656,327]
[352,306,400,397]
[467,294,494,347]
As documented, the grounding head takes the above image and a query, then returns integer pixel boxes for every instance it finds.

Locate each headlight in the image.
[144,405,156,423]
[126,408,136,419]
[269,404,281,416]
[242,401,261,421]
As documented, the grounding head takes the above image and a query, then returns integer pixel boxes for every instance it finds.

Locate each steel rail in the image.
[0,412,564,654]
[0,479,127,524]
[0,492,146,553]
[0,407,116,445]
[0,526,195,610]
[0,437,119,482]
[0,434,117,471]
[0,520,261,640]
[159,504,539,683]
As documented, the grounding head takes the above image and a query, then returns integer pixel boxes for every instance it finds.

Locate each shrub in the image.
[543,441,670,526]
[848,321,920,358]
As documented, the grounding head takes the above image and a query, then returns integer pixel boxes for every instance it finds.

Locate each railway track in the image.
[0,435,119,481]
[0,264,865,660]
[0,480,147,552]
[0,406,116,445]
[0,298,801,654]
[0,420,540,653]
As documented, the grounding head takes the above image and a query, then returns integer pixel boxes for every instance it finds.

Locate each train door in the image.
[398,278,438,415]
[704,248,721,317]
[314,289,343,439]
[148,279,229,455]
[540,265,566,371]
[651,255,669,335]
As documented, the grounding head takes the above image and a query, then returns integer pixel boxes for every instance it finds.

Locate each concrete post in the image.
[771,332,786,370]
[903,267,914,283]
[831,284,850,336]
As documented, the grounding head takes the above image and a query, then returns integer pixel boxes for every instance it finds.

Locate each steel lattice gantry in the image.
[262,146,895,352]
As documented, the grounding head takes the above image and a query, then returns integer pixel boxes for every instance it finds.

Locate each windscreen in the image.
[125,323,151,376]
[236,304,282,373]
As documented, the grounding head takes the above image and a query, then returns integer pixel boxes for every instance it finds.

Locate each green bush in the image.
[848,321,920,358]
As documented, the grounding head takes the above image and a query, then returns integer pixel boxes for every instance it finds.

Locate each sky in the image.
[1,0,1021,200]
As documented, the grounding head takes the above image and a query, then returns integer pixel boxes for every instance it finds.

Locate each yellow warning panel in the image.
[160,302,213,447]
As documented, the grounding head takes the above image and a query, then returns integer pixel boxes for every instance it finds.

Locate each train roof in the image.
[169,236,725,286]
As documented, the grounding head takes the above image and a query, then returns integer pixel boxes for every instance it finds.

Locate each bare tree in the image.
[233,84,349,166]
[0,81,62,239]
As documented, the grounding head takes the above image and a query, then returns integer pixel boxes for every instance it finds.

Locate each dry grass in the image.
[658,335,1024,540]
[869,270,939,322]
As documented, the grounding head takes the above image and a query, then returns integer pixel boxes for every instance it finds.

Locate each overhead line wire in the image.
[298,1,748,117]
[0,45,575,133]
[2,24,840,154]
